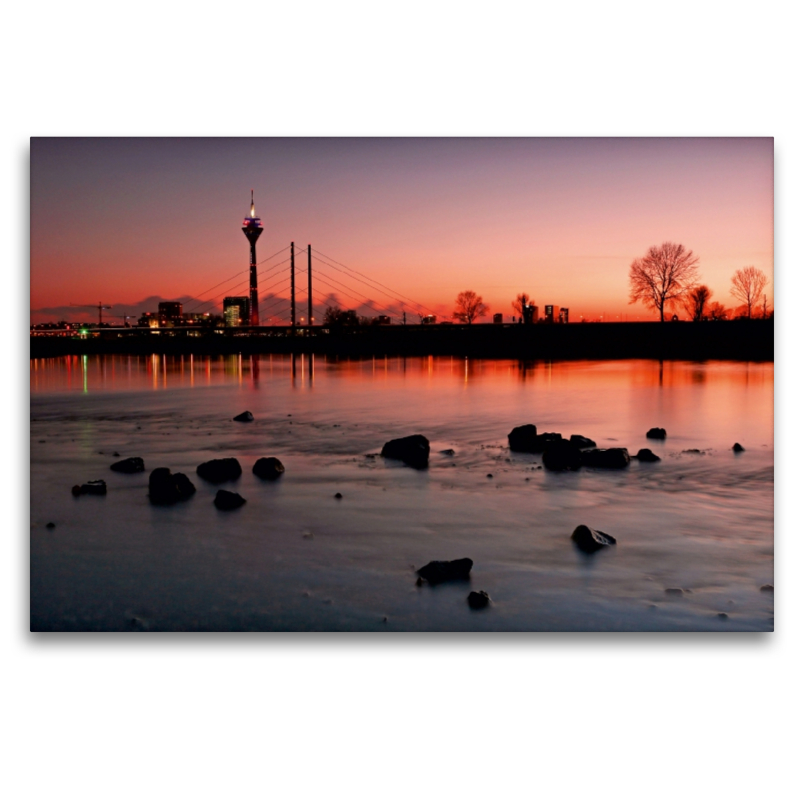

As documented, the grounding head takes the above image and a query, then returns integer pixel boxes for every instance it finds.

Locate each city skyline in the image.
[30,137,773,324]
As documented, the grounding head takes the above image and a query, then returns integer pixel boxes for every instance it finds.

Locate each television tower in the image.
[242,189,263,326]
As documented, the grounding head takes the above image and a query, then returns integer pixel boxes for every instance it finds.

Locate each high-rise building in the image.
[544,304,555,323]
[158,301,183,326]
[242,190,263,326]
[559,308,569,324]
[223,296,250,327]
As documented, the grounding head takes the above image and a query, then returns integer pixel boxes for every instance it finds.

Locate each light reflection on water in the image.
[30,356,773,631]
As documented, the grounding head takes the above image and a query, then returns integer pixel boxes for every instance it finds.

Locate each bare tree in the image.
[759,294,773,319]
[706,302,729,321]
[453,290,489,324]
[512,293,532,316]
[730,266,768,319]
[628,242,700,322]
[683,285,712,322]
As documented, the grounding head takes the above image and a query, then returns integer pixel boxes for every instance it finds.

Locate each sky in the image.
[30,137,773,323]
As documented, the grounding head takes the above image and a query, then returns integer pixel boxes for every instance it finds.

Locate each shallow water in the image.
[30,355,774,631]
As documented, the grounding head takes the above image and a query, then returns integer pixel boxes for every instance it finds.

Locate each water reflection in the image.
[30,354,773,398]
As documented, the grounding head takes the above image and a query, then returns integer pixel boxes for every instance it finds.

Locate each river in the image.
[30,354,774,631]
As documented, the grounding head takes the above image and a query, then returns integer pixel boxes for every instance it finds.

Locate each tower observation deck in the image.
[242,190,264,326]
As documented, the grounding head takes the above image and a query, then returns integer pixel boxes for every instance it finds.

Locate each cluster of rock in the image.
[381,434,431,469]
[507,424,672,472]
[71,479,107,497]
[414,558,492,611]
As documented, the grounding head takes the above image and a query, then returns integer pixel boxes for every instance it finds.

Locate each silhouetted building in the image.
[242,191,264,326]
[421,315,437,324]
[223,297,250,327]
[137,312,156,328]
[493,313,503,324]
[157,302,183,327]
[376,315,391,325]
[559,308,569,324]
[544,305,556,323]
[522,304,538,324]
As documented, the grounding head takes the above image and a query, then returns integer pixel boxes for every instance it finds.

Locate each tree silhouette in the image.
[628,242,700,322]
[730,266,768,319]
[453,290,489,324]
[706,302,729,321]
[512,293,531,316]
[683,285,712,321]
[323,306,360,326]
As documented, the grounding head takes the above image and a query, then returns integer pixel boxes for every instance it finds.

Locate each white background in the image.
[4,2,796,798]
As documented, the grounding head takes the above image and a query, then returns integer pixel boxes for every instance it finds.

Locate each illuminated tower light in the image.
[242,189,264,326]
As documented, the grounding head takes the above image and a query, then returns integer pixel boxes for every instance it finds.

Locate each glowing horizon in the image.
[30,138,773,324]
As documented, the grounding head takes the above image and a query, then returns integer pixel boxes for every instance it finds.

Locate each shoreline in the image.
[30,319,774,361]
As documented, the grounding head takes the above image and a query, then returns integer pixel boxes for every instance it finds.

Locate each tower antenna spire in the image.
[242,189,264,326]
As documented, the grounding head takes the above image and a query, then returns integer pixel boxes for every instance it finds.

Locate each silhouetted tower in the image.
[242,190,263,326]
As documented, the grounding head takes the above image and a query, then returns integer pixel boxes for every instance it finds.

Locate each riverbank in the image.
[30,320,774,361]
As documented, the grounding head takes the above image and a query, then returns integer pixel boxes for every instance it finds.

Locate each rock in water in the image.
[253,457,285,480]
[508,424,538,452]
[214,490,246,510]
[646,427,667,440]
[569,434,597,449]
[508,425,563,453]
[233,411,254,422]
[581,448,631,469]
[149,468,196,504]
[542,441,582,471]
[760,584,774,592]
[634,448,661,462]
[732,443,745,453]
[196,458,242,483]
[416,558,473,584]
[380,434,430,469]
[571,525,617,554]
[72,480,107,496]
[110,457,145,473]
[467,590,491,609]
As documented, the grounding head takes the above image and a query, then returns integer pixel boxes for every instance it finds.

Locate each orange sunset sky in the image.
[30,137,773,324]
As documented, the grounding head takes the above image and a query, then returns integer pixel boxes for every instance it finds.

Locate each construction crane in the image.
[70,302,112,325]
[113,314,136,328]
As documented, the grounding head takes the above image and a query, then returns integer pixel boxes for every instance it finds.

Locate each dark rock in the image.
[509,424,564,453]
[733,443,745,453]
[196,457,242,483]
[45,522,55,529]
[581,448,631,469]
[112,451,120,457]
[253,457,285,480]
[717,612,729,620]
[571,525,617,554]
[664,588,685,596]
[149,468,196,504]
[570,434,597,448]
[760,584,774,592]
[72,480,107,496]
[214,489,246,510]
[467,590,491,609]
[110,456,145,474]
[416,558,473,584]
[646,427,667,440]
[542,440,582,471]
[440,449,456,456]
[635,448,661,462]
[233,410,254,422]
[682,448,704,454]
[508,424,537,451]
[334,492,343,499]
[486,473,493,478]
[380,434,430,469]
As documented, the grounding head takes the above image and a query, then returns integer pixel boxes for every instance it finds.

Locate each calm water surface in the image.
[30,355,774,631]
